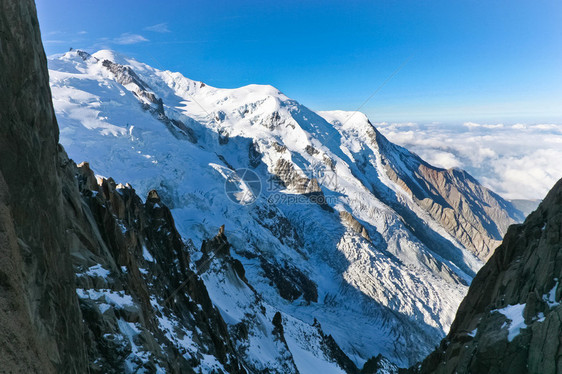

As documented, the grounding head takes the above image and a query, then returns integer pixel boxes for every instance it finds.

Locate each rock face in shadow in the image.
[411,178,562,374]
[0,1,87,372]
[70,163,245,373]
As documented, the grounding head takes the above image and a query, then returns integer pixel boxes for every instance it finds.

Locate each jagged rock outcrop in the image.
[70,162,246,373]
[273,158,323,194]
[272,158,333,211]
[339,211,371,241]
[412,178,562,374]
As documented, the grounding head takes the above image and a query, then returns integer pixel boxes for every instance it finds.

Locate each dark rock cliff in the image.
[0,1,87,371]
[412,178,562,374]
[70,162,247,373]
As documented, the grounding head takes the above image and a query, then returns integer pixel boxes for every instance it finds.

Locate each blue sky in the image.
[37,0,562,124]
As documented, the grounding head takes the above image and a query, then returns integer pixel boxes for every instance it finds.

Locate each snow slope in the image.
[48,49,518,370]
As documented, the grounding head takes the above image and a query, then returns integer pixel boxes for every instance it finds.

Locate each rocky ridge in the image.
[335,115,524,261]
[70,161,246,373]
[412,178,562,374]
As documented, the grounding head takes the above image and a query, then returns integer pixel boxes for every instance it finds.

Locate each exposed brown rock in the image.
[273,158,322,194]
[339,211,371,241]
[368,126,523,261]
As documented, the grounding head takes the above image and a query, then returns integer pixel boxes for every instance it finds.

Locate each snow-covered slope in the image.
[48,49,521,370]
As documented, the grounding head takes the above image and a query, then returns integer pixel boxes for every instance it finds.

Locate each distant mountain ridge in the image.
[320,110,524,261]
[510,198,541,217]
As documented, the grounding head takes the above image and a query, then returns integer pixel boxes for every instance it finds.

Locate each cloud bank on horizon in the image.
[375,121,562,201]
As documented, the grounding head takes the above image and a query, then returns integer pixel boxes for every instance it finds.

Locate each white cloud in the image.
[44,40,66,44]
[532,124,561,131]
[425,151,462,170]
[144,23,171,33]
[113,33,149,45]
[482,123,504,129]
[375,121,562,200]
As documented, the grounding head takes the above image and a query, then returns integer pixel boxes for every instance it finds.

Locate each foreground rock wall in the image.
[0,1,87,371]
[413,178,562,374]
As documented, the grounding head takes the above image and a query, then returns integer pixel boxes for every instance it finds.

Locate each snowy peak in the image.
[91,49,133,65]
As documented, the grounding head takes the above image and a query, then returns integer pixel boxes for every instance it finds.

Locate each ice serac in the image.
[48,46,523,369]
[413,178,562,374]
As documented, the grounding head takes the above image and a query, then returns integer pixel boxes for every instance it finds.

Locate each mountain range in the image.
[3,2,559,373]
[44,45,523,371]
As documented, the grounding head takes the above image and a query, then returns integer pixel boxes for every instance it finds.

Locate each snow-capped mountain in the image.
[47,49,523,370]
